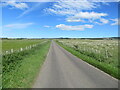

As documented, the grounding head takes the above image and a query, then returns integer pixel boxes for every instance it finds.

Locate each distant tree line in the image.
[1,37,120,40]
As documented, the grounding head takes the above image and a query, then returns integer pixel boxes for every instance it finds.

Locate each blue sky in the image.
[1,0,119,38]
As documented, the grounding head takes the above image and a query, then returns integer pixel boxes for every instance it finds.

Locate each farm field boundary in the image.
[2,40,46,55]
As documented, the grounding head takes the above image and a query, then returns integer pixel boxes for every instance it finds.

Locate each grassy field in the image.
[2,40,51,88]
[56,39,119,79]
[0,40,2,54]
[2,39,44,53]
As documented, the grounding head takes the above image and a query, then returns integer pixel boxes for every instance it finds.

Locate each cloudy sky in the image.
[1,0,119,38]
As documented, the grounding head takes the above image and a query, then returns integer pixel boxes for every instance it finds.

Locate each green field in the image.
[56,39,119,79]
[2,39,51,88]
[2,39,45,53]
[2,38,119,88]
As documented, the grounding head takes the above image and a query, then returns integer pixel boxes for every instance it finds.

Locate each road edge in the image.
[55,41,118,82]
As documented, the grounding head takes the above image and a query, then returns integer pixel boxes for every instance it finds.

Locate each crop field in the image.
[2,39,51,88]
[56,39,119,79]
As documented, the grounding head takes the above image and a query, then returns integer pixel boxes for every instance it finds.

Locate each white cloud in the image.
[100,18,109,24]
[44,25,51,28]
[66,17,85,22]
[72,12,107,20]
[95,18,109,25]
[46,8,77,15]
[111,18,120,25]
[65,12,108,24]
[56,24,93,31]
[1,0,28,10]
[66,19,84,22]
[45,0,108,25]
[17,3,42,18]
[46,0,98,16]
[4,23,34,29]
[14,3,28,9]
[1,0,55,2]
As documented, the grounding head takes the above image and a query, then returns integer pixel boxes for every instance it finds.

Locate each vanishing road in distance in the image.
[33,41,118,88]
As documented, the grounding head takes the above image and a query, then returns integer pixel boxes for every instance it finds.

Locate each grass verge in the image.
[2,41,51,88]
[56,41,120,79]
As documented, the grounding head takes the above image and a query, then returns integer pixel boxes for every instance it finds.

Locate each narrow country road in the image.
[33,41,118,88]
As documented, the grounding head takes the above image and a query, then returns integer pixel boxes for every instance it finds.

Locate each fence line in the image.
[2,41,47,55]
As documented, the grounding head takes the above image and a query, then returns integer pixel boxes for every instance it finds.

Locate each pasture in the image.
[2,39,44,53]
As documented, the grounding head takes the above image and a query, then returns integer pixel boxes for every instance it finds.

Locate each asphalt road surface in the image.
[33,41,118,88]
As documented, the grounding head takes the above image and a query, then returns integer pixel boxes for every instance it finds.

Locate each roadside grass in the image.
[2,41,51,88]
[0,39,2,89]
[56,41,120,79]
